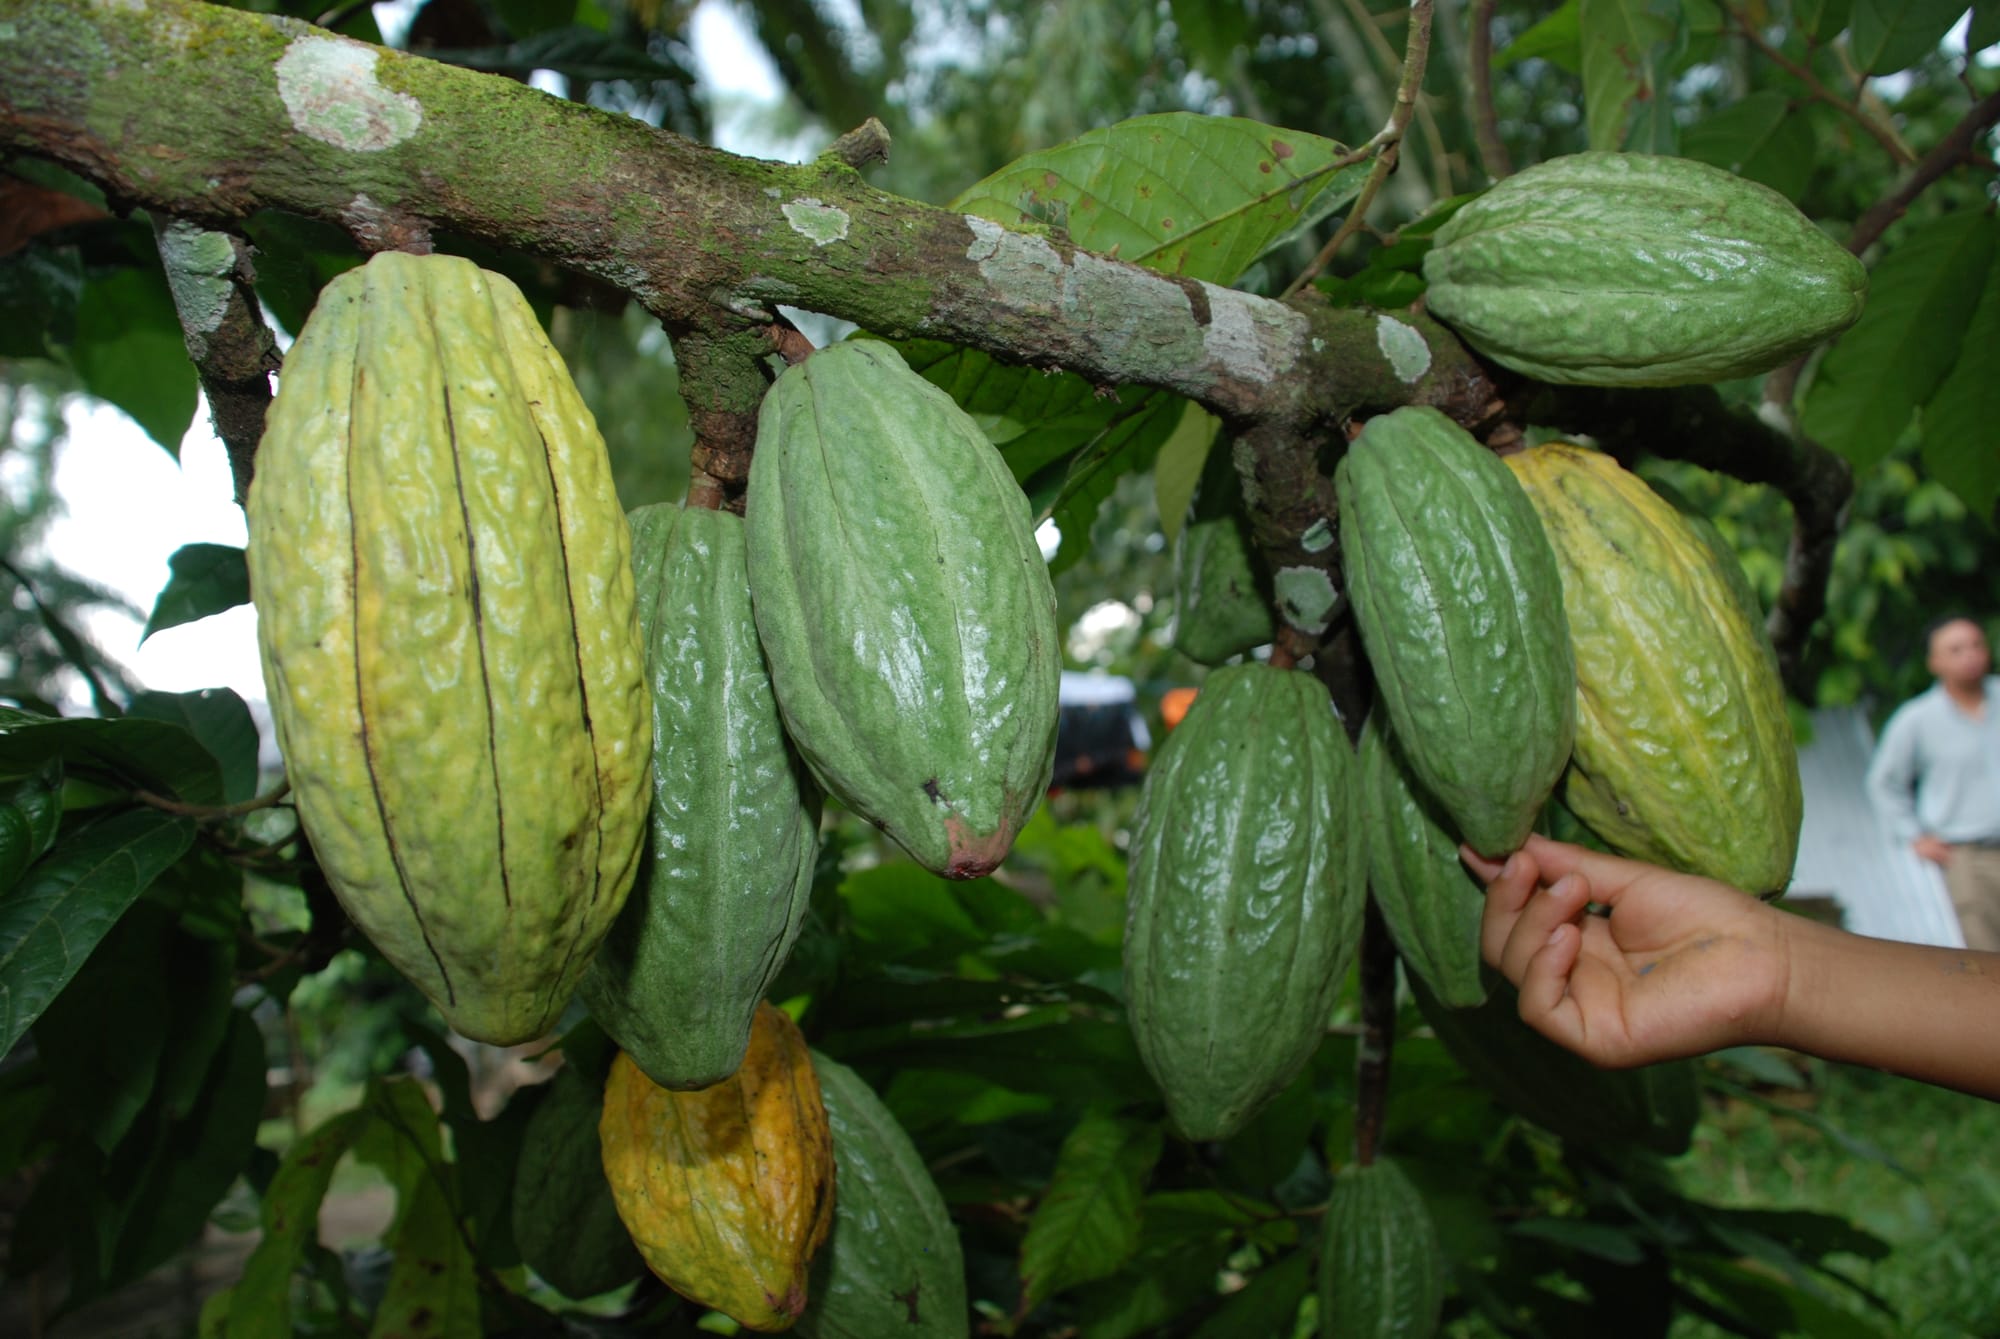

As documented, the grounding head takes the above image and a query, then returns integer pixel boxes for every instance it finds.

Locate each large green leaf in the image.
[68,265,198,457]
[0,761,64,896]
[1803,211,1996,473]
[1920,246,2000,519]
[1680,90,1818,201]
[1848,0,1970,72]
[1496,0,1583,71]
[1578,0,1675,150]
[0,807,196,1055]
[1971,2,2000,51]
[355,1081,480,1339]
[0,707,226,805]
[511,1064,645,1299]
[1019,1111,1164,1309]
[142,543,251,644]
[126,689,261,807]
[1189,1246,1312,1338]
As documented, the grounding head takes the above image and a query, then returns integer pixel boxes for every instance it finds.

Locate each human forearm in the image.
[1773,913,2000,1100]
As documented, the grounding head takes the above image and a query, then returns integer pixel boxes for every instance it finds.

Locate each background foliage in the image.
[2,0,1998,1335]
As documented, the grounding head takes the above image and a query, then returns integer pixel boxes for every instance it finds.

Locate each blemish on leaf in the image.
[276,37,422,152]
[923,777,943,805]
[1271,139,1295,160]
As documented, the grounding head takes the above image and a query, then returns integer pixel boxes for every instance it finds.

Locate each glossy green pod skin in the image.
[1318,1157,1444,1339]
[1336,406,1575,857]
[580,505,822,1090]
[1359,715,1487,1009]
[248,251,649,1045]
[1506,443,1801,894]
[1124,663,1366,1142]
[745,340,1060,879]
[797,1052,969,1339]
[1422,151,1867,387]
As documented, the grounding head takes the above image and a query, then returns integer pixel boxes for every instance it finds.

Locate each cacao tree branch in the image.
[1846,85,2000,258]
[1528,384,1850,690]
[672,323,779,514]
[1467,0,1513,181]
[0,0,1500,451]
[1725,6,1915,166]
[150,218,281,503]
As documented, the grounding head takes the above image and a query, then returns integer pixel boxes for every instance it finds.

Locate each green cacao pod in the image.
[796,1053,968,1339]
[1504,443,1801,894]
[1317,1157,1444,1339]
[1411,971,1699,1156]
[744,340,1060,879]
[600,1002,836,1331]
[1172,443,1275,665]
[1125,663,1366,1142]
[1358,715,1487,1009]
[248,251,649,1046]
[1421,151,1867,388]
[1335,406,1575,857]
[580,504,822,1090]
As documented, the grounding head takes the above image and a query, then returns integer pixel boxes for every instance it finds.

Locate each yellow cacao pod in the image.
[247,251,651,1045]
[599,1003,836,1330]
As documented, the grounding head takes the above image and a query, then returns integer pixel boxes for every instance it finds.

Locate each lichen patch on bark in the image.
[276,37,422,152]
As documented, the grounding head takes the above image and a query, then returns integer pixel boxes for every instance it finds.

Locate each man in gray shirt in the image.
[1865,616,2000,950]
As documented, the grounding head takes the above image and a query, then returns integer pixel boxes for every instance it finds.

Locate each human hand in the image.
[1913,834,1955,867]
[1459,835,1793,1068]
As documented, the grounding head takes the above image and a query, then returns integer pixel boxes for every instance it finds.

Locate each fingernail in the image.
[1548,926,1565,946]
[1500,852,1522,879]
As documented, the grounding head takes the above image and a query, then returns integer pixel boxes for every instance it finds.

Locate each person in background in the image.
[1864,615,2000,950]
[1462,837,2000,1102]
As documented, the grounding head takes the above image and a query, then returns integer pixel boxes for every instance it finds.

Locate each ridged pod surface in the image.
[247,251,649,1045]
[581,504,822,1090]
[1359,715,1487,1009]
[1505,444,1801,893]
[1173,444,1274,665]
[1411,972,1699,1156]
[599,1003,835,1330]
[1422,151,1867,387]
[745,341,1060,879]
[1335,406,1575,857]
[1317,1158,1444,1339]
[796,1053,968,1339]
[1125,663,1365,1142]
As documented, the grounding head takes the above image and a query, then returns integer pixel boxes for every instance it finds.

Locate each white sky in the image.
[31,1,789,729]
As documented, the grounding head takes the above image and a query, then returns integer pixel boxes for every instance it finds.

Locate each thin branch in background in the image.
[1727,6,1916,165]
[1284,0,1437,296]
[1468,0,1513,180]
[1334,0,1455,203]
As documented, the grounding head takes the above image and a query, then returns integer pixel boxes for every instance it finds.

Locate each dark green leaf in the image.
[142,543,250,643]
[1219,1069,1315,1196]
[1680,91,1818,201]
[31,898,173,1155]
[68,266,198,457]
[357,1080,481,1339]
[1190,1246,1312,1339]
[513,1064,645,1298]
[0,807,196,1055]
[837,862,988,962]
[1170,0,1252,72]
[1018,1112,1164,1308]
[1796,0,1855,41]
[1970,2,2000,50]
[1679,1256,1895,1338]
[1152,402,1219,546]
[1920,246,2000,518]
[492,0,578,38]
[1510,1216,1648,1264]
[1849,0,1969,72]
[0,244,85,357]
[881,1067,1056,1135]
[830,1010,1153,1103]
[127,688,261,807]
[1579,0,1675,150]
[0,706,225,804]
[1803,211,1995,472]
[1496,0,1583,71]
[1071,1239,1237,1339]
[0,761,64,895]
[422,26,689,82]
[211,1105,373,1333]
[1046,394,1182,574]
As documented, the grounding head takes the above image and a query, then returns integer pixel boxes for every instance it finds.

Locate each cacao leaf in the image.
[1680,90,1817,201]
[1019,1111,1163,1309]
[353,1080,480,1339]
[0,807,196,1056]
[1972,2,2000,51]
[1190,1246,1312,1338]
[69,264,198,457]
[1070,1238,1238,1339]
[127,689,260,807]
[1849,0,1969,72]
[1578,0,1674,151]
[1803,211,1996,472]
[513,1063,645,1299]
[0,760,64,895]
[1495,0,1582,71]
[1153,402,1219,546]
[0,707,226,805]
[142,543,250,644]
[1919,246,2000,519]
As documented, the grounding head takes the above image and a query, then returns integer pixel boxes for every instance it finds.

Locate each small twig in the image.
[132,780,291,820]
[1283,0,1435,297]
[1727,6,1915,166]
[822,117,892,169]
[1468,0,1512,180]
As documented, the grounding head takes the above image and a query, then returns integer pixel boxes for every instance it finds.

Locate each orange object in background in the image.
[1161,686,1199,731]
